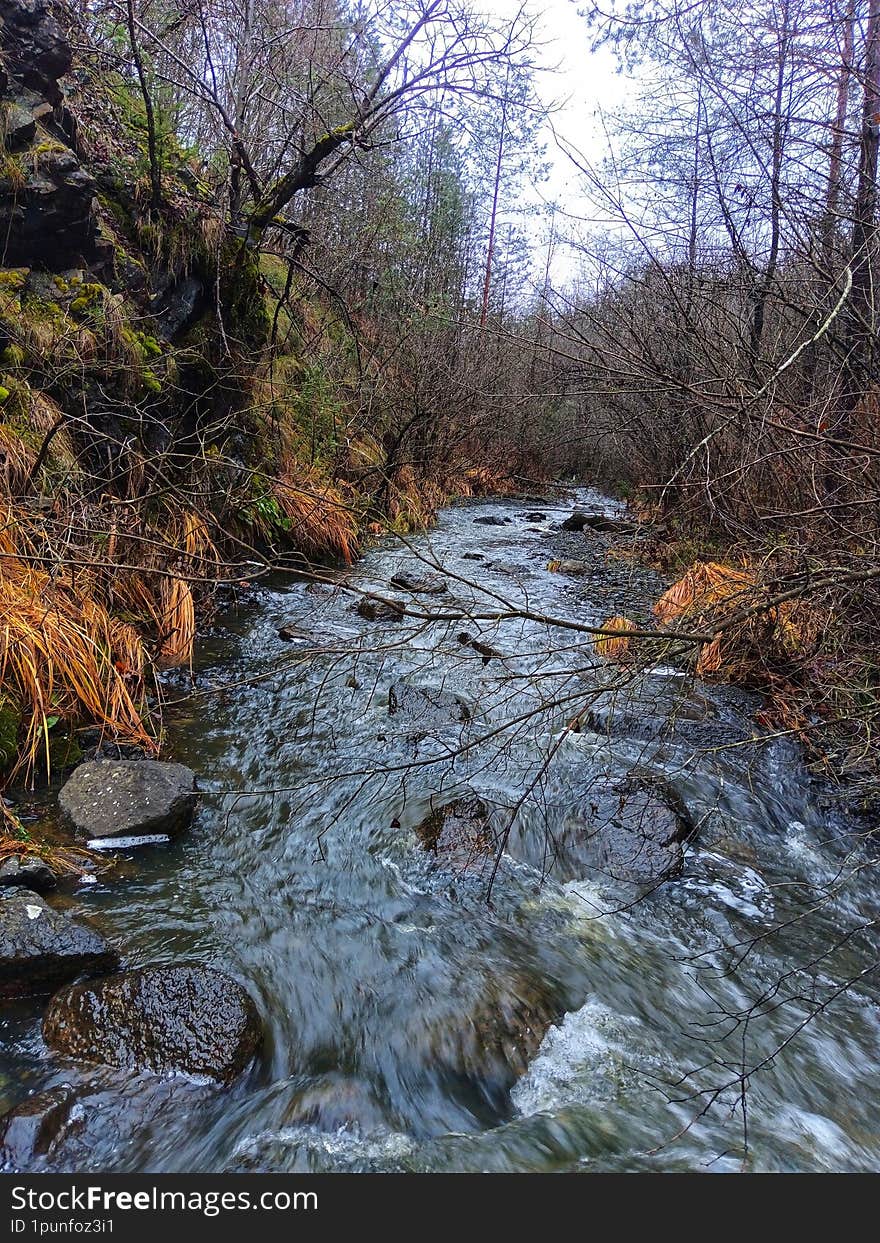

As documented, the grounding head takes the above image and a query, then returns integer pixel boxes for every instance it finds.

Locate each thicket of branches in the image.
[530,0,880,788]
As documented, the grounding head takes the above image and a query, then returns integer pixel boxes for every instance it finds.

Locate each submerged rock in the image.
[282,1073,389,1134]
[0,890,117,998]
[472,514,511,526]
[389,570,448,595]
[43,965,262,1084]
[357,595,405,622]
[58,759,197,841]
[508,776,697,887]
[0,1084,84,1170]
[388,684,471,727]
[415,796,496,873]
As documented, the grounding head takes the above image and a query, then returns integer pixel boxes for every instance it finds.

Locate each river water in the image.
[2,491,879,1172]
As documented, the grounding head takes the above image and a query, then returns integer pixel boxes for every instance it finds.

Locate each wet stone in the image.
[416,797,497,874]
[356,595,405,622]
[0,854,58,893]
[43,965,262,1085]
[58,759,197,841]
[561,511,635,534]
[389,570,448,595]
[508,776,697,888]
[0,890,117,998]
[282,1073,389,1134]
[472,515,511,526]
[0,1085,84,1171]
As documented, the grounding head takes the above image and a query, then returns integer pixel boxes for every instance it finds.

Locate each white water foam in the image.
[511,999,666,1116]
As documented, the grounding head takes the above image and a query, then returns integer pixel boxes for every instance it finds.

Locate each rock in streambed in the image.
[58,759,197,842]
[43,964,262,1084]
[0,890,117,998]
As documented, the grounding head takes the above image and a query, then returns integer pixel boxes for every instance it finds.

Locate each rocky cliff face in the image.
[0,0,108,269]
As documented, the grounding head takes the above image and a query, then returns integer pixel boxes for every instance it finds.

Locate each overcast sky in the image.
[482,0,633,284]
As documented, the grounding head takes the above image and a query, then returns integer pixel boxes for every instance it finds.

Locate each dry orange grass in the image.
[0,425,36,494]
[0,801,102,878]
[0,503,155,777]
[594,615,638,661]
[157,577,195,667]
[653,560,821,679]
[274,463,359,563]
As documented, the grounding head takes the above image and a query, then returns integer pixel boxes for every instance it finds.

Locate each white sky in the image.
[483,0,633,284]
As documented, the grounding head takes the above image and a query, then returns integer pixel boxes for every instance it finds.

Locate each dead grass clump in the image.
[653,560,822,680]
[274,463,359,562]
[594,615,638,662]
[0,503,154,776]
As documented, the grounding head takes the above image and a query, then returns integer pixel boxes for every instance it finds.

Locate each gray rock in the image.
[43,965,262,1084]
[0,854,58,892]
[277,623,310,642]
[551,559,591,575]
[151,274,204,339]
[472,514,511,526]
[0,0,72,103]
[520,511,547,522]
[0,890,117,998]
[508,776,697,887]
[356,595,405,622]
[561,510,635,534]
[0,1085,83,1170]
[1,90,51,149]
[0,147,107,271]
[389,570,447,595]
[58,759,197,841]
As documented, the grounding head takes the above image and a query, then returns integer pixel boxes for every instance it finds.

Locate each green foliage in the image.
[0,269,27,290]
[241,475,290,533]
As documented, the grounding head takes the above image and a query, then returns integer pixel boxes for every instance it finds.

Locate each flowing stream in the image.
[2,490,879,1172]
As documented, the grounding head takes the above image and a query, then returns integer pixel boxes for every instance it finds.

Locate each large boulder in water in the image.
[0,890,117,998]
[508,776,696,887]
[43,965,262,1084]
[389,570,448,595]
[58,759,197,841]
[561,511,635,534]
